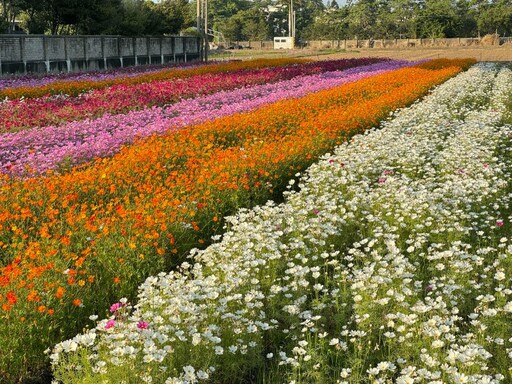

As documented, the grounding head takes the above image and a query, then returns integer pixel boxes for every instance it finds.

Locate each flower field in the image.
[0,58,307,100]
[1,59,413,177]
[0,58,477,382]
[0,58,386,132]
[0,61,204,93]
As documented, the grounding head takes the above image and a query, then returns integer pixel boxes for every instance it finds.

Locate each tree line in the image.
[0,0,193,35]
[1,0,511,41]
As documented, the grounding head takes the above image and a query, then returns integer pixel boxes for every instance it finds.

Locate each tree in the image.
[453,0,477,37]
[240,7,271,40]
[208,0,250,19]
[18,0,50,33]
[213,5,270,41]
[346,0,380,38]
[116,0,153,35]
[386,0,419,38]
[1,0,24,32]
[418,0,458,38]
[75,0,123,35]
[152,0,194,35]
[3,0,512,39]
[267,0,325,38]
[478,0,512,36]
[302,7,348,39]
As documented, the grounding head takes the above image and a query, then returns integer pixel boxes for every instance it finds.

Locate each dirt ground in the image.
[214,45,512,62]
[309,46,512,62]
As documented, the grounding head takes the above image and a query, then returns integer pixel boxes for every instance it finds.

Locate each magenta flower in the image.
[105,319,116,329]
[109,302,125,313]
[496,219,504,227]
[137,321,149,330]
[378,177,387,184]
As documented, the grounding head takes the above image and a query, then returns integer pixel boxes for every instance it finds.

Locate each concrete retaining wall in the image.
[0,35,201,76]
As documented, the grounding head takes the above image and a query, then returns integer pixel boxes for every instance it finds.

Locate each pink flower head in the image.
[383,170,393,176]
[496,219,504,227]
[378,177,386,184]
[105,319,116,329]
[329,159,335,164]
[137,320,149,330]
[483,163,489,169]
[109,302,125,313]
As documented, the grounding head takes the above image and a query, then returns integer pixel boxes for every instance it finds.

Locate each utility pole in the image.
[196,0,208,61]
[288,0,295,48]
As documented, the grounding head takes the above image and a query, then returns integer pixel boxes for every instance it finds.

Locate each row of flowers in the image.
[0,58,384,132]
[51,62,512,383]
[0,59,414,178]
[0,58,305,100]
[0,59,470,382]
[0,61,205,92]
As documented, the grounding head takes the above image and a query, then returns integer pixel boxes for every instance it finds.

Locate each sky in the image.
[326,0,348,6]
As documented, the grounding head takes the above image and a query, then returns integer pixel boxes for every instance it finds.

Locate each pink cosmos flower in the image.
[109,302,125,313]
[105,319,116,329]
[137,321,149,330]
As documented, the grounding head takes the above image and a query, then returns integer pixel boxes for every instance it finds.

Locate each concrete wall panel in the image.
[0,35,200,75]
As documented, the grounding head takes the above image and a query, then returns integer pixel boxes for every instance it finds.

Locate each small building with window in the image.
[273,36,294,49]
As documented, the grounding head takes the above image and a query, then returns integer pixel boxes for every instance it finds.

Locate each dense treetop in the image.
[1,0,510,41]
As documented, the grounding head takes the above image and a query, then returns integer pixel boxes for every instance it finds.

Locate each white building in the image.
[274,36,294,49]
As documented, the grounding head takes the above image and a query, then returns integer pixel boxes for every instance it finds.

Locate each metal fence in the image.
[0,35,202,76]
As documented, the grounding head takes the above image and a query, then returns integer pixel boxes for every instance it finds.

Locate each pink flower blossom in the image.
[105,319,116,329]
[109,302,125,313]
[137,321,149,330]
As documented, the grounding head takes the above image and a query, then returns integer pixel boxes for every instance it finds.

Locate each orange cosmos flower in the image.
[55,287,65,299]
